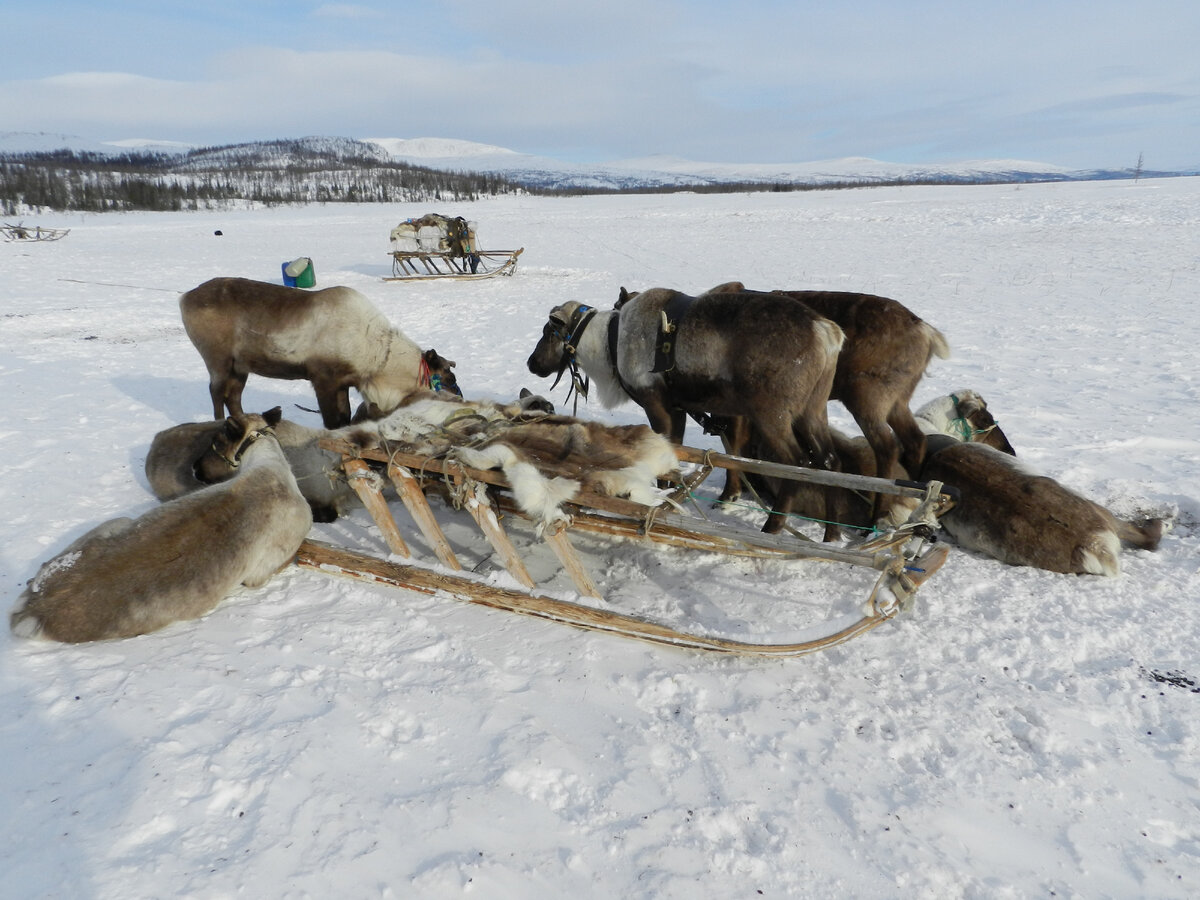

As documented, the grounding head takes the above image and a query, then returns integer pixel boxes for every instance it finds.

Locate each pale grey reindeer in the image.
[180,276,459,429]
[12,409,312,643]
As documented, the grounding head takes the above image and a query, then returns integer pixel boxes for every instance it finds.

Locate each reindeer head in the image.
[194,408,281,482]
[422,348,461,396]
[526,301,594,379]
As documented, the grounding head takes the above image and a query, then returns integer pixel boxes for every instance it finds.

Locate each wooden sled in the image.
[3,222,69,242]
[384,247,523,281]
[295,438,955,657]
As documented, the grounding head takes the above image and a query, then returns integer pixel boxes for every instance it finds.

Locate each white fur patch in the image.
[456,444,580,535]
[1079,530,1122,577]
[10,607,46,640]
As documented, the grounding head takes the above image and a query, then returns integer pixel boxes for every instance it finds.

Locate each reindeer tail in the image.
[924,322,951,362]
[1117,517,1165,552]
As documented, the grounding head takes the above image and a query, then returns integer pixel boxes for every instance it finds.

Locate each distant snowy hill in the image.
[4,131,1190,188]
[0,131,193,156]
[360,137,1167,188]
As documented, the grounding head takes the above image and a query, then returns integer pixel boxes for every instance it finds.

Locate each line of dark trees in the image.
[0,146,527,215]
[1,139,1099,216]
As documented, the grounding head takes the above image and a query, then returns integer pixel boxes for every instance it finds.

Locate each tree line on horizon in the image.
[0,140,1091,216]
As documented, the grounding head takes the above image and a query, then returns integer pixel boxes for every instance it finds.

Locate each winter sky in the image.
[2,0,1198,170]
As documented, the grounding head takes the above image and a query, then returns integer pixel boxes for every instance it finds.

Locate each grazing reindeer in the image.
[706,282,949,523]
[917,433,1163,576]
[527,287,845,539]
[12,409,313,643]
[180,276,459,429]
[914,389,1017,455]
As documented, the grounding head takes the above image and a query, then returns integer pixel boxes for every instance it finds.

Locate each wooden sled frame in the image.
[295,438,955,657]
[384,247,523,281]
[3,222,69,242]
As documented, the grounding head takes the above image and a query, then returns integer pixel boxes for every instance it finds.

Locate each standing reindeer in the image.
[527,287,846,539]
[705,282,949,524]
[180,277,458,429]
[12,409,312,642]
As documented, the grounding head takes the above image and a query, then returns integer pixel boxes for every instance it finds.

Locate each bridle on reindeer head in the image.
[545,304,596,414]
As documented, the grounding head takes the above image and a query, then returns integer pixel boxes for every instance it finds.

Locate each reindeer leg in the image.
[633,394,684,490]
[717,416,749,503]
[793,417,845,543]
[222,372,248,419]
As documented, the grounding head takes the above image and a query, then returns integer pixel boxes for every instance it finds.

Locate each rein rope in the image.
[948,393,999,442]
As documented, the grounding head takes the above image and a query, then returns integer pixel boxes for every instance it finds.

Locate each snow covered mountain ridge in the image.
[2,132,1191,188]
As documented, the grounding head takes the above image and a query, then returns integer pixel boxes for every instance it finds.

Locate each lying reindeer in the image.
[12,409,312,642]
[918,433,1163,576]
[912,390,1159,575]
[180,276,459,429]
[146,390,557,524]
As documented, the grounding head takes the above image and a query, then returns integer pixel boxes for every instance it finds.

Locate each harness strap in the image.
[651,292,694,375]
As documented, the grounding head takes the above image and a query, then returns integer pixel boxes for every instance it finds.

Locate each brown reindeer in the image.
[180,277,459,429]
[526,288,846,539]
[917,433,1163,575]
[12,409,313,642]
[706,282,949,524]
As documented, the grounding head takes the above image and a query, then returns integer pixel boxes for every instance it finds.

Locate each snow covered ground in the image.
[2,178,1199,898]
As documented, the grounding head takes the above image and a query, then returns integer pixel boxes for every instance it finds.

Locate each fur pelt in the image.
[345,393,678,534]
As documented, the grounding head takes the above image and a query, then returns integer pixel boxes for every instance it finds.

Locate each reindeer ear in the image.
[618,287,629,307]
[264,406,282,426]
[423,348,436,362]
[519,388,532,398]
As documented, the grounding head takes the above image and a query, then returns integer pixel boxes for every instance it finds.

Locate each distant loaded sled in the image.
[3,222,69,242]
[385,213,522,281]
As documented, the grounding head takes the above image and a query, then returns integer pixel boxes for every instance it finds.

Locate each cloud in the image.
[311,4,385,20]
[3,1,1200,169]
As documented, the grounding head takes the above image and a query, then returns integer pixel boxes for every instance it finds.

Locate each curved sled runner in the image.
[295,430,955,657]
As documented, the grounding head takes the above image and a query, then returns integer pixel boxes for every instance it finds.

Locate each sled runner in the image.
[383,213,522,281]
[295,411,955,657]
[3,222,69,242]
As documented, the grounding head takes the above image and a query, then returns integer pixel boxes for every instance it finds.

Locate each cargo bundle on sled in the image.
[296,397,954,657]
[385,213,523,281]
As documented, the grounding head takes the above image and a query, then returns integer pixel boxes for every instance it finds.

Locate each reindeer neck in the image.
[571,309,630,409]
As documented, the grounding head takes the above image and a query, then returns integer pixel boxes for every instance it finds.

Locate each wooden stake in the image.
[343,457,410,558]
[386,462,462,570]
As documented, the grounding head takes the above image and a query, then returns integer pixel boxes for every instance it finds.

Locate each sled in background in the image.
[384,213,523,281]
[295,407,954,658]
[3,222,69,242]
